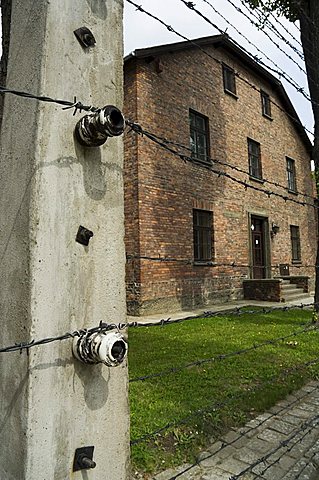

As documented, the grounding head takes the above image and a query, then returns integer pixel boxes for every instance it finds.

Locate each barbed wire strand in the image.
[180,0,309,94]
[125,302,315,330]
[256,0,319,38]
[125,123,316,202]
[190,0,319,118]
[296,447,319,478]
[0,86,98,114]
[126,254,318,269]
[229,412,319,479]
[126,120,317,209]
[240,0,319,63]
[129,322,319,383]
[236,0,304,58]
[255,2,303,49]
[125,0,315,136]
[5,306,314,355]
[0,321,117,354]
[130,356,319,445]
[168,384,319,479]
[198,0,305,80]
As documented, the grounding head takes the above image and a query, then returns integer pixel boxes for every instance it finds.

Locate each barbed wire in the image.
[200,0,304,77]
[129,322,319,383]
[125,123,316,202]
[236,0,304,60]
[0,86,99,114]
[180,0,309,97]
[257,3,303,49]
[0,321,117,354]
[242,0,319,69]
[229,412,319,479]
[130,356,319,445]
[125,0,315,136]
[126,120,318,209]
[126,254,317,270]
[242,0,319,66]
[167,383,318,479]
[125,302,315,330]
[297,447,319,478]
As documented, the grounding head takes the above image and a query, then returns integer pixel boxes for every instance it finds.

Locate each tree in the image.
[245,0,319,314]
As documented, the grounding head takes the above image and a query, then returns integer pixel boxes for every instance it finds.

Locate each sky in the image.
[123,0,313,138]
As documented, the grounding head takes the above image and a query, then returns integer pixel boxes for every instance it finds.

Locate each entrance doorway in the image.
[250,216,268,279]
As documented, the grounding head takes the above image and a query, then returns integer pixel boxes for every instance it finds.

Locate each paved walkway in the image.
[154,381,319,480]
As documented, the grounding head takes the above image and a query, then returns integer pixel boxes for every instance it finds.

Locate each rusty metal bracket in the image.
[74,27,96,48]
[76,225,94,246]
[73,446,96,472]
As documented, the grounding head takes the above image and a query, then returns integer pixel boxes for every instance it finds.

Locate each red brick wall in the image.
[124,61,141,311]
[124,44,317,315]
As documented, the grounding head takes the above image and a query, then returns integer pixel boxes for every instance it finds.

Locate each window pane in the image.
[287,158,296,192]
[196,115,206,131]
[197,133,207,160]
[248,139,261,179]
[189,110,209,163]
[290,225,301,262]
[223,65,236,94]
[193,210,213,261]
[261,91,271,117]
[190,131,196,155]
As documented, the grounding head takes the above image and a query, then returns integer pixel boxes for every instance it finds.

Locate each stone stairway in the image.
[281,279,310,303]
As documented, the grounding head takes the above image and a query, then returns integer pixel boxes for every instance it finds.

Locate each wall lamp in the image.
[271,222,280,238]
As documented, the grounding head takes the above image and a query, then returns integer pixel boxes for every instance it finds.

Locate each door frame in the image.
[248,213,271,279]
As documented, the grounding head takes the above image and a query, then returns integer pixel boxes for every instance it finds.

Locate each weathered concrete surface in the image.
[153,381,319,480]
[0,1,129,479]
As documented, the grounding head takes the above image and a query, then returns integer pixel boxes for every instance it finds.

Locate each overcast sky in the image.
[124,0,313,138]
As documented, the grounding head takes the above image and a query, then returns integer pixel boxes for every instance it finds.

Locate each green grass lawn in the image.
[128,308,319,476]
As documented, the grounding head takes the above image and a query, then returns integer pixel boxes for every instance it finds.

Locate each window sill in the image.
[224,89,238,100]
[262,113,273,121]
[288,189,298,195]
[249,175,264,184]
[193,261,214,266]
[292,260,302,265]
[191,157,212,167]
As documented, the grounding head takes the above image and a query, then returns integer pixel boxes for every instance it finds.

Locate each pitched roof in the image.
[125,34,312,154]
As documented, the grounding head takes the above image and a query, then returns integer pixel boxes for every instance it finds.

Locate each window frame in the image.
[247,138,262,180]
[286,157,297,193]
[193,209,213,263]
[222,64,237,97]
[260,90,272,119]
[290,225,301,263]
[189,109,210,164]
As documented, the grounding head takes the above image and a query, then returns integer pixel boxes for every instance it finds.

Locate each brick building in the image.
[124,34,316,315]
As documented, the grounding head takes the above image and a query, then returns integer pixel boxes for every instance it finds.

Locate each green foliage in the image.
[129,309,319,475]
[244,0,302,21]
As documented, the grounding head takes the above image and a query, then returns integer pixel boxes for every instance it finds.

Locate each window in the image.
[193,210,213,262]
[189,110,210,163]
[290,225,301,262]
[222,64,236,95]
[261,90,271,118]
[248,138,262,179]
[286,157,297,192]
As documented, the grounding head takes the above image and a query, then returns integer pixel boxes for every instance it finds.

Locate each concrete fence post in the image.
[0,1,130,478]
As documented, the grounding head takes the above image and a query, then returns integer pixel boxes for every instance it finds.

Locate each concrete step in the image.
[281,284,302,292]
[281,292,310,302]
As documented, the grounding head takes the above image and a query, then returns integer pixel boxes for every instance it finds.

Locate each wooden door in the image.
[251,217,266,279]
